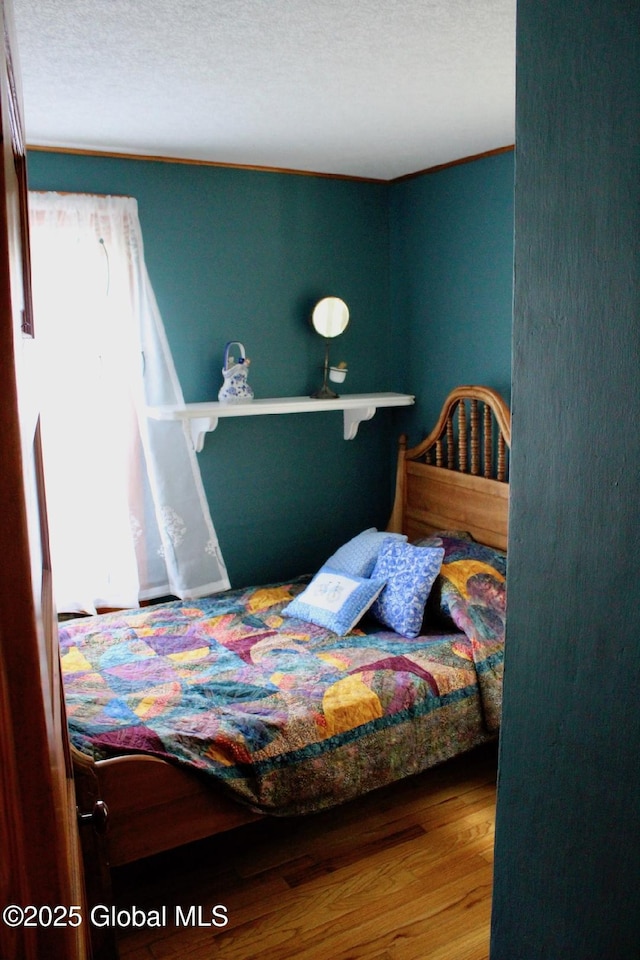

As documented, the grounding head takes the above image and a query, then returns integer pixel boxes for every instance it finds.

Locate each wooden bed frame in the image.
[72,384,511,885]
[388,384,510,550]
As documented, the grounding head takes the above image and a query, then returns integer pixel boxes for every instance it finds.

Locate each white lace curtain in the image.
[28,191,230,613]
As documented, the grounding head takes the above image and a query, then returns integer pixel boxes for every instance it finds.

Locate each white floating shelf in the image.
[148,392,415,451]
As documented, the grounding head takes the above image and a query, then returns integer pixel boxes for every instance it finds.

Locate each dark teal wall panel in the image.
[27,152,394,585]
[27,153,391,400]
[199,410,398,586]
[492,1,640,957]
[26,149,515,586]
[389,152,514,441]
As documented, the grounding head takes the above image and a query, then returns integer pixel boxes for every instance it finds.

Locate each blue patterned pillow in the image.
[282,566,386,636]
[326,528,407,578]
[370,541,445,638]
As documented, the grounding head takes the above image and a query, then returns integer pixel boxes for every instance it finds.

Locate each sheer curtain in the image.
[28,191,230,613]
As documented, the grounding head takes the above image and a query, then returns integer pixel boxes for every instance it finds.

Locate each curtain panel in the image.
[28,191,229,613]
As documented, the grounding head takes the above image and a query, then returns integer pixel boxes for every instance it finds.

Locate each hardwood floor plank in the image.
[114,744,497,960]
[208,863,493,960]
[283,823,427,888]
[229,773,494,883]
[133,842,492,960]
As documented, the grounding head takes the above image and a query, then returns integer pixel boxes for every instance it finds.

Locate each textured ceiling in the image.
[12,0,516,181]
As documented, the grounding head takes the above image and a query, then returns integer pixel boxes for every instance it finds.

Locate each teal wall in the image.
[27,152,394,586]
[491,1,640,957]
[389,151,514,443]
[26,149,514,586]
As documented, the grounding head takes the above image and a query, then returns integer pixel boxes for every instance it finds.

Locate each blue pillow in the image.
[326,528,408,578]
[282,565,386,636]
[370,540,445,638]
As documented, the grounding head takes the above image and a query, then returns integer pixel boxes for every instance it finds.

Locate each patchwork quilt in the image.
[59,575,503,816]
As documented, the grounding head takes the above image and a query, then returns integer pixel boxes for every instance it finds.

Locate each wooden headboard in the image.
[388,385,511,550]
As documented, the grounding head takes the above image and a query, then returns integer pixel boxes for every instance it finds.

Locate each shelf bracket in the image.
[190,416,219,452]
[343,405,376,440]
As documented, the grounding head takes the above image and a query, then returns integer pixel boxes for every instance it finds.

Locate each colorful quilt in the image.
[59,577,502,816]
[425,536,507,733]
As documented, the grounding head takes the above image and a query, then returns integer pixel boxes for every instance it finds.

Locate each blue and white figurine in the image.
[218,341,254,403]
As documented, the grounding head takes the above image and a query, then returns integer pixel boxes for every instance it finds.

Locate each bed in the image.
[65,384,511,886]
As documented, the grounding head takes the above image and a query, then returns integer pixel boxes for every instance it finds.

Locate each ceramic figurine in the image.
[218,341,254,403]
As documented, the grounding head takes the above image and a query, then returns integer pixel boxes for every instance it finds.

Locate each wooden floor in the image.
[113,742,498,960]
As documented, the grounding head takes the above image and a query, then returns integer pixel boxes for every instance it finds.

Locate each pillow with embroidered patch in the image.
[282,565,386,636]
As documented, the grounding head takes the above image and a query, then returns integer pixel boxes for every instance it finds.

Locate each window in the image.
[28,191,229,613]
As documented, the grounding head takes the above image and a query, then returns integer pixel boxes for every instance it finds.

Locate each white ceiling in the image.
[12,0,516,182]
